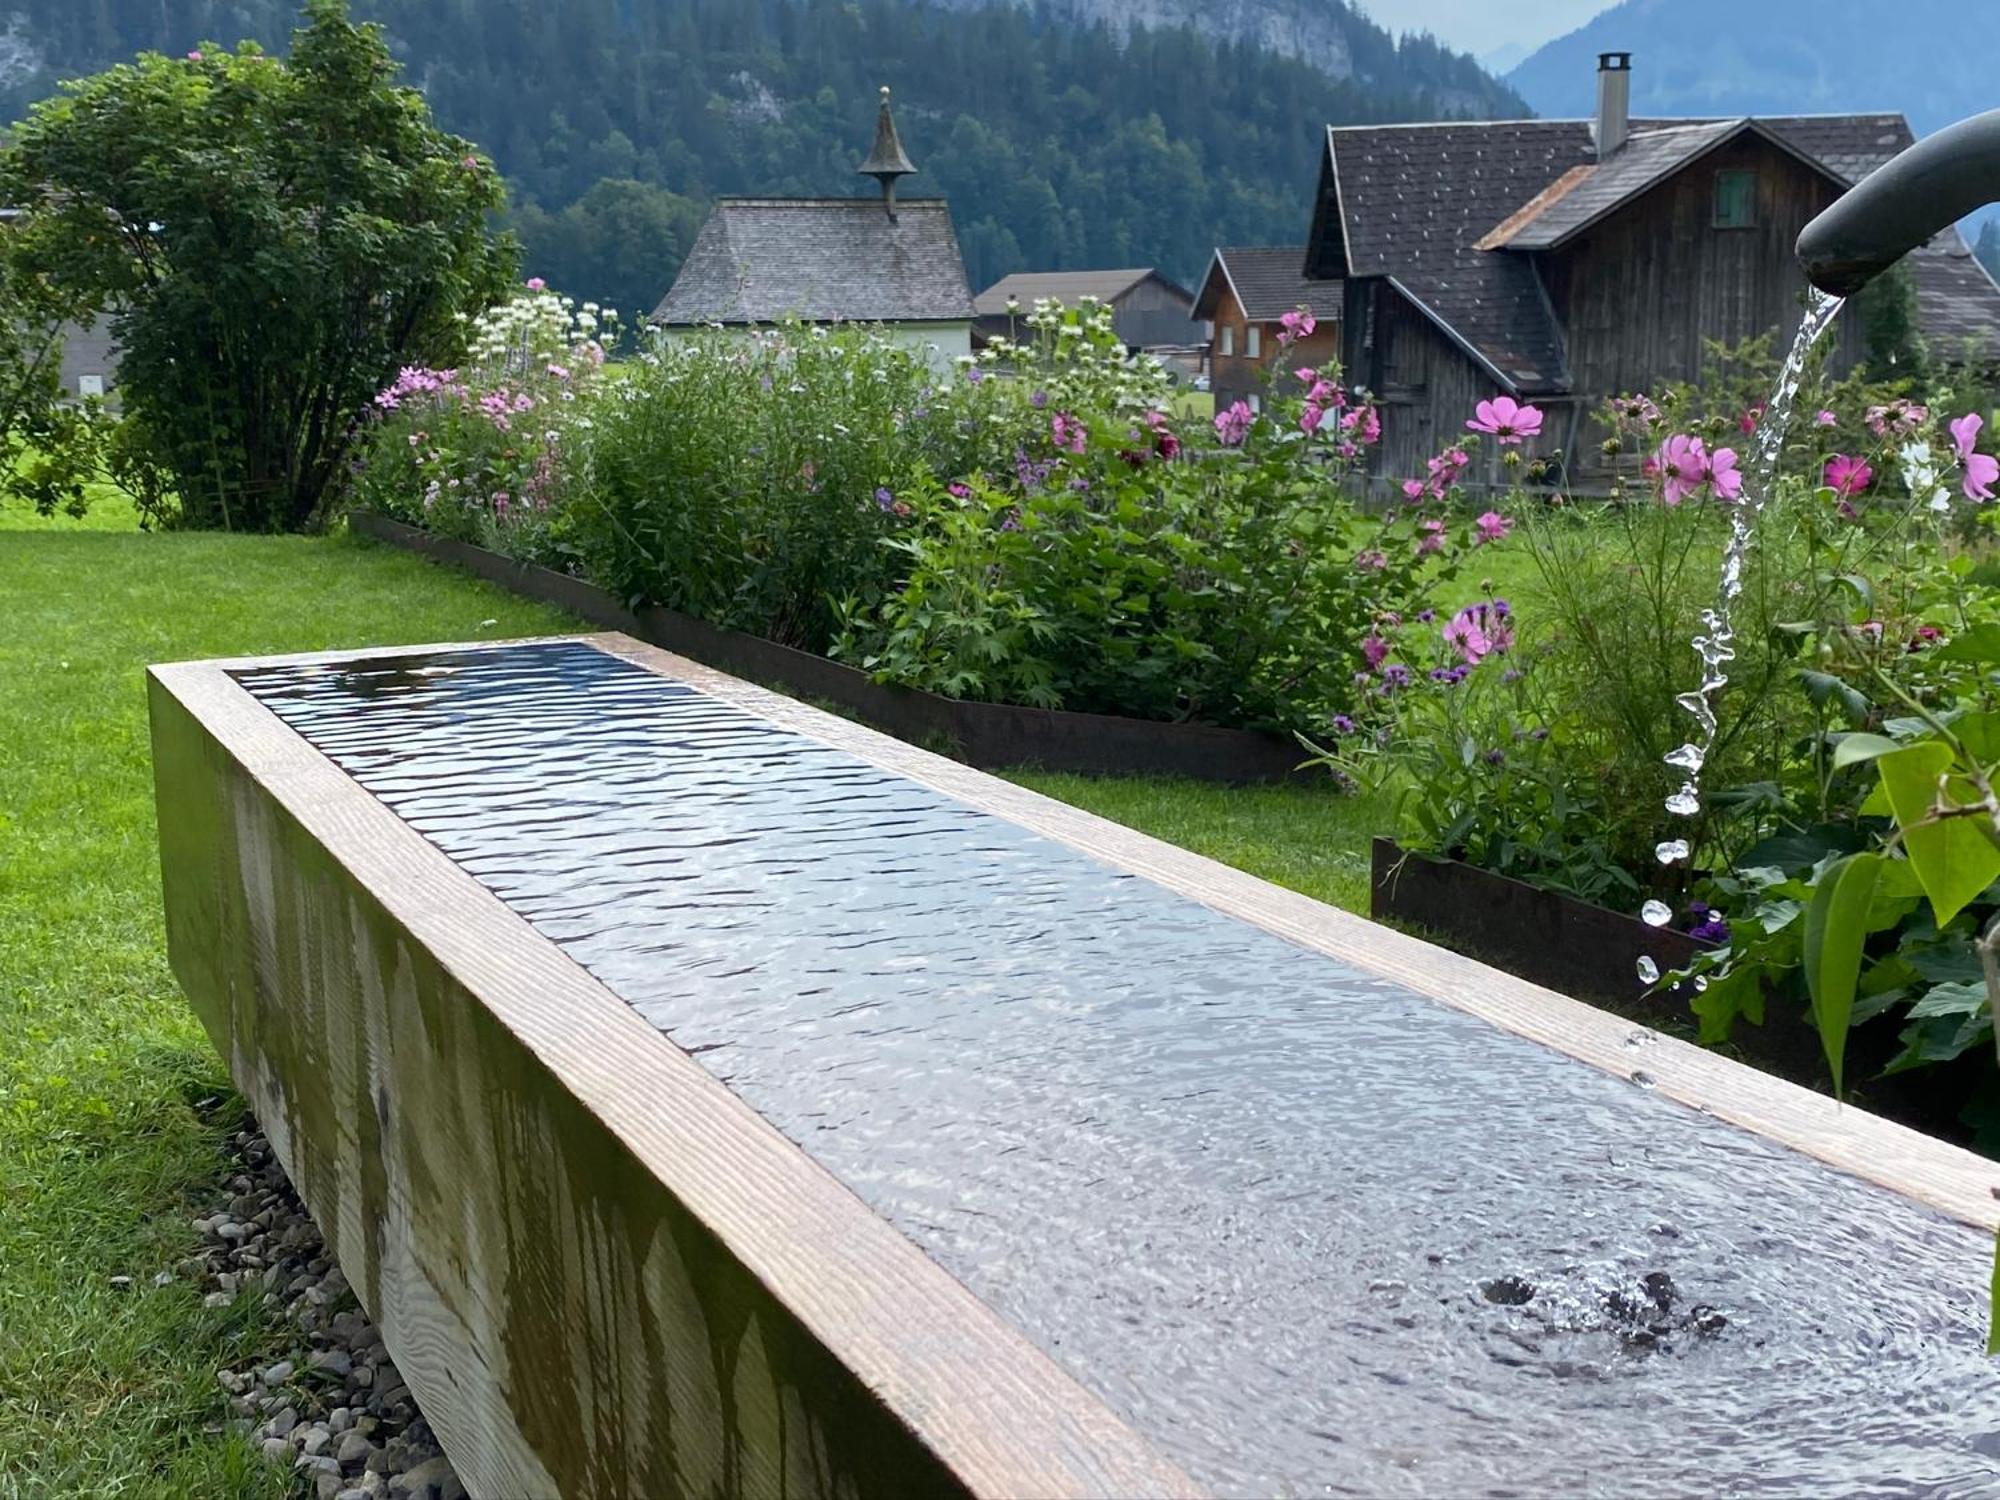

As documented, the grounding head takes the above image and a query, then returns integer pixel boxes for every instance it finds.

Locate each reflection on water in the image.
[236,641,2000,1499]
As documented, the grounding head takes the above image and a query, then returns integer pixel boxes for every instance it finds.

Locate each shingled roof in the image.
[972,268,1184,316]
[1310,112,2000,392]
[651,198,974,326]
[1192,246,1343,322]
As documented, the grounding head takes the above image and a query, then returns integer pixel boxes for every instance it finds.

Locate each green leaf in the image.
[1876,743,2000,927]
[1692,963,1765,1043]
[1831,732,1905,770]
[1906,980,1990,1019]
[1937,623,2000,664]
[1988,1231,2000,1358]
[1803,852,1888,1097]
[1953,710,2000,766]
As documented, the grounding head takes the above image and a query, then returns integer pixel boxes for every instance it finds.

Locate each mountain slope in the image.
[0,0,1524,315]
[1509,0,1996,139]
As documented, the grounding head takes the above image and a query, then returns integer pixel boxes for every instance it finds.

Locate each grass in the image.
[0,498,575,1496]
[1008,772,1389,915]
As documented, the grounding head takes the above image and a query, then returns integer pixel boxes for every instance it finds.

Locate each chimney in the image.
[1595,52,1631,160]
[857,86,917,220]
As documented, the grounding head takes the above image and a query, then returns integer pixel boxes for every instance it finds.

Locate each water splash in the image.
[1658,289,1845,838]
[1641,900,1673,928]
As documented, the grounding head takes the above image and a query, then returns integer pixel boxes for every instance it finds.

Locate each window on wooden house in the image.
[1219,324,1235,356]
[1247,393,1262,414]
[1245,325,1262,359]
[1713,169,1757,229]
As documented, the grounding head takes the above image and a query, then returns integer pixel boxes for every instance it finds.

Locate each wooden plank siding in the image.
[1352,135,1875,493]
[148,647,1198,1500]
[1545,133,1869,475]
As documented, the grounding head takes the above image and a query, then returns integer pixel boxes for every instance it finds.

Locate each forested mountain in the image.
[0,0,1524,317]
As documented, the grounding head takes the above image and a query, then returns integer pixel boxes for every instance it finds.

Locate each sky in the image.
[1347,0,1609,65]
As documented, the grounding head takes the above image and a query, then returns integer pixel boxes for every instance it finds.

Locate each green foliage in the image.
[0,508,572,1491]
[0,0,1523,312]
[0,1,515,531]
[1855,261,1930,385]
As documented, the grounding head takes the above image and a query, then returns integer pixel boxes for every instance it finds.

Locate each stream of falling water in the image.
[1637,288,1846,982]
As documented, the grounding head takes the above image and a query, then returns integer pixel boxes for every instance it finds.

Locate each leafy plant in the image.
[0,0,515,530]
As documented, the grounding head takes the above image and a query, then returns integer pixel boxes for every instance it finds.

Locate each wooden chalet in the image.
[973,268,1202,352]
[1191,246,1343,411]
[1306,53,2000,487]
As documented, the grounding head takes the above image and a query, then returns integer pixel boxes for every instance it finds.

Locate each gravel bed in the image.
[183,1115,466,1500]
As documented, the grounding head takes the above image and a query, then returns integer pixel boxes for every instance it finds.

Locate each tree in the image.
[0,0,515,530]
[0,217,96,515]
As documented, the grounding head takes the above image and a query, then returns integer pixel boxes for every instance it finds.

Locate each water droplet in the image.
[1631,1070,1657,1090]
[1693,975,1709,992]
[1624,1029,1657,1049]
[1655,839,1690,865]
[1641,900,1673,927]
[1663,744,1705,773]
[1636,956,1660,984]
[1664,788,1701,817]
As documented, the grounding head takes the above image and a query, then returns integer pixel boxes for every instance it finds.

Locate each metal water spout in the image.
[1798,108,2000,296]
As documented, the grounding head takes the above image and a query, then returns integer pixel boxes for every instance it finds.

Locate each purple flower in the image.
[966,366,985,385]
[1416,609,1435,624]
[1380,663,1412,690]
[1687,904,1731,946]
[1429,665,1470,686]
[1030,390,1049,408]
[875,487,895,511]
[1483,748,1507,766]
[1332,714,1356,734]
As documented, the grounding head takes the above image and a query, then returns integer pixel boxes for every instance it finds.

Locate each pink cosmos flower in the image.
[186,50,203,61]
[947,482,972,499]
[1278,309,1317,346]
[525,276,546,291]
[462,155,480,170]
[1867,401,1929,438]
[1341,405,1380,445]
[1814,409,1838,427]
[1300,404,1327,435]
[1294,367,1317,384]
[1354,550,1388,572]
[1474,510,1513,545]
[1051,412,1087,454]
[1823,454,1872,498]
[1361,634,1391,669]
[1951,413,1999,500]
[1466,396,1543,445]
[1655,434,1741,504]
[1214,401,1253,447]
[1739,404,1765,435]
[1400,479,1426,502]
[1416,518,1446,556]
[1442,600,1514,664]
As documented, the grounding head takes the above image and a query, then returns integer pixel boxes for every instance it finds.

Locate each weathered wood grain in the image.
[588,632,2000,1235]
[149,654,1198,1500]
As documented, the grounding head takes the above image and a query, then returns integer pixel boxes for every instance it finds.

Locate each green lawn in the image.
[0,500,575,1495]
[0,496,1414,1493]
[1007,772,1386,914]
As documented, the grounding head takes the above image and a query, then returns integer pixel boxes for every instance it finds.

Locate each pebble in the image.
[176,1114,460,1500]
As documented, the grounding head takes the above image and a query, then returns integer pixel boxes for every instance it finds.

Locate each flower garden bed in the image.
[1370,836,1983,1142]
[349,511,1312,782]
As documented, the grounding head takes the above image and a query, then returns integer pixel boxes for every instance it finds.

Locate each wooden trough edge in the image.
[580,632,2000,1236]
[346,509,1309,783]
[147,646,1200,1500]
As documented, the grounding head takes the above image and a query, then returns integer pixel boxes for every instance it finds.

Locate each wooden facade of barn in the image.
[1192,246,1342,412]
[1309,55,2000,492]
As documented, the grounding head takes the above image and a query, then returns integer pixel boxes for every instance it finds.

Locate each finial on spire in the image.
[858,84,916,219]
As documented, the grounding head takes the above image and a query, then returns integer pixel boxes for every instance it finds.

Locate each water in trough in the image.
[238,640,2000,1497]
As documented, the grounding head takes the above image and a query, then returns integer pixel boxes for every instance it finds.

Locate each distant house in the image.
[1305,53,2000,487]
[0,207,118,401]
[650,90,975,365]
[973,268,1202,352]
[1192,246,1342,412]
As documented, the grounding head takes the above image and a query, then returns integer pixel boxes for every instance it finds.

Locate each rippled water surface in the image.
[237,640,2000,1498]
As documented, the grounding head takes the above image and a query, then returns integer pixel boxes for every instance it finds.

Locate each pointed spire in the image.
[858,86,916,218]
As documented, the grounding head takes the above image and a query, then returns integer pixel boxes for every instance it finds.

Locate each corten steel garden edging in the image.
[578,632,2000,1236]
[148,640,1199,1500]
[346,510,1310,782]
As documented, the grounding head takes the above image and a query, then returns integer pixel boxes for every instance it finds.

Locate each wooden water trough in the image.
[151,633,2000,1499]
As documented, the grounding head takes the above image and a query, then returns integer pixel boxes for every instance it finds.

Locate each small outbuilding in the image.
[649,90,976,366]
[974,268,1202,351]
